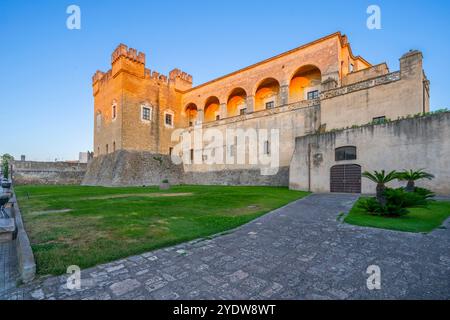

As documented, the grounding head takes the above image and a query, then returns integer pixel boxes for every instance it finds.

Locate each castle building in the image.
[90,32,434,192]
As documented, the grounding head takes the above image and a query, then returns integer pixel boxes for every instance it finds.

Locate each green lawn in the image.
[345,197,450,233]
[15,185,309,276]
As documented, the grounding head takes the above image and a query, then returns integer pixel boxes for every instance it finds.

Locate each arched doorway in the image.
[330,164,361,193]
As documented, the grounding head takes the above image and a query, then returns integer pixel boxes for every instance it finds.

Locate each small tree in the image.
[362,170,398,206]
[1,154,14,180]
[397,169,434,192]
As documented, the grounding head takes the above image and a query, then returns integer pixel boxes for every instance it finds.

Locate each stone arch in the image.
[185,103,198,126]
[289,65,322,103]
[204,96,220,122]
[254,78,280,112]
[227,87,247,117]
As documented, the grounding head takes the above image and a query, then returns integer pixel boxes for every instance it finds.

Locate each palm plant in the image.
[397,169,434,192]
[362,170,398,206]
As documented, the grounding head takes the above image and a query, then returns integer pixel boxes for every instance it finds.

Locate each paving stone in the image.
[30,289,45,300]
[4,194,450,300]
[110,279,141,297]
[105,264,125,273]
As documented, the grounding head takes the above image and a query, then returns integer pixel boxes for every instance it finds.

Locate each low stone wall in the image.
[83,150,289,187]
[290,112,450,195]
[12,161,87,185]
[185,167,289,186]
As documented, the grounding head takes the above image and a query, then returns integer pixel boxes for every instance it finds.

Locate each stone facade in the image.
[89,32,431,187]
[289,112,450,195]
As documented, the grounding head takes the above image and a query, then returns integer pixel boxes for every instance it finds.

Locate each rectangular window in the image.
[112,105,117,119]
[216,115,220,121]
[165,113,173,126]
[190,149,194,162]
[264,141,270,155]
[240,108,247,115]
[142,107,151,121]
[265,101,275,109]
[307,90,319,100]
[349,63,354,73]
[372,116,386,124]
[335,146,357,161]
[169,147,173,156]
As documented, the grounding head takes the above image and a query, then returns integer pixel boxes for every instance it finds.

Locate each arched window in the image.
[335,146,357,161]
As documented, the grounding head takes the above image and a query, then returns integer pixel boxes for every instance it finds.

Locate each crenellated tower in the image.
[92,44,193,157]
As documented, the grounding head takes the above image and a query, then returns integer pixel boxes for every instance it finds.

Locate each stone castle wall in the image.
[12,161,87,185]
[82,150,185,186]
[82,150,289,187]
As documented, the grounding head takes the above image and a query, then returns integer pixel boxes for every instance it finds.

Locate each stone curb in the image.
[11,190,36,283]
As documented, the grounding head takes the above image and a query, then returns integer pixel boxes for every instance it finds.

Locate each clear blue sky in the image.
[1,0,449,161]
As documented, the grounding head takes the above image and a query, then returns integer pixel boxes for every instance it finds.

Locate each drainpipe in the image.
[308,143,312,192]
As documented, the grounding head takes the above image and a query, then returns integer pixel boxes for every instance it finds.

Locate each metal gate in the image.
[330,164,361,193]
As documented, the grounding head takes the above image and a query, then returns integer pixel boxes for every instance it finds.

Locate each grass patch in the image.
[15,185,309,276]
[345,197,450,233]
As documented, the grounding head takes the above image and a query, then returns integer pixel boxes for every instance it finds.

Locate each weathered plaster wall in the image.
[290,112,450,195]
[12,161,87,185]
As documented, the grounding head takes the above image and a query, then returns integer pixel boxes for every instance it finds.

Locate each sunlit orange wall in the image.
[289,69,321,103]
[255,84,279,111]
[227,95,246,117]
[204,103,220,122]
[186,108,198,125]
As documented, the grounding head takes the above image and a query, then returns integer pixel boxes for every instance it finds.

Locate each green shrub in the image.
[358,187,432,217]
[358,197,382,213]
[414,187,435,199]
[358,197,408,217]
[385,188,428,208]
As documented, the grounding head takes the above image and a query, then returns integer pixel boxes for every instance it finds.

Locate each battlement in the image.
[92,70,105,84]
[148,70,168,82]
[111,44,145,65]
[169,68,193,83]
